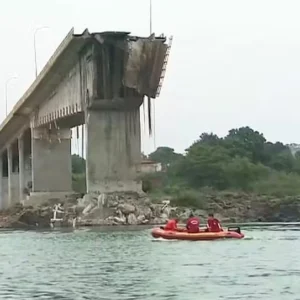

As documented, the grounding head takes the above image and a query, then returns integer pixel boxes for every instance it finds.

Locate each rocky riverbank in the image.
[0,192,176,229]
[199,191,300,222]
[1,191,300,229]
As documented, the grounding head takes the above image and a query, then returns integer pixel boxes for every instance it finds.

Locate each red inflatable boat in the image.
[151,227,244,241]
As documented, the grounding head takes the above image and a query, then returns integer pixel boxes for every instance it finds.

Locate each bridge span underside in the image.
[0,29,168,208]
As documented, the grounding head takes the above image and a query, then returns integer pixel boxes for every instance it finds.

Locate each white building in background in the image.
[288,143,300,156]
[140,160,162,173]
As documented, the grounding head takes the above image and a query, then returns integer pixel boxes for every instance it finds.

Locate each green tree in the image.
[223,156,269,190]
[262,141,289,166]
[190,132,221,147]
[295,150,300,160]
[140,126,300,197]
[268,150,295,172]
[178,144,231,189]
[224,126,266,163]
[148,147,183,167]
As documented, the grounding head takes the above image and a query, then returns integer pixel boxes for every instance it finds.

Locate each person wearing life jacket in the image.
[163,218,179,231]
[206,213,223,232]
[186,213,200,233]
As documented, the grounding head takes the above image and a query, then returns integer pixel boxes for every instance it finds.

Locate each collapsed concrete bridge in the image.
[0,28,171,208]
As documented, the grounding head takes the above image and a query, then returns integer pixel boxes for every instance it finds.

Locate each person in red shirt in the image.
[206,213,223,232]
[163,218,179,231]
[186,213,200,233]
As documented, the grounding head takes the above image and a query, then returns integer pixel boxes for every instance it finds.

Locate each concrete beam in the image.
[0,28,75,136]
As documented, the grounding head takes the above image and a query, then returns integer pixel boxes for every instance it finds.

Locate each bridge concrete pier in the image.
[0,155,2,209]
[0,29,170,208]
[31,127,72,193]
[7,145,13,207]
[18,134,25,203]
[86,104,142,193]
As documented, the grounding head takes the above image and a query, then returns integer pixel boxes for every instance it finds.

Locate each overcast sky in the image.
[1,0,300,155]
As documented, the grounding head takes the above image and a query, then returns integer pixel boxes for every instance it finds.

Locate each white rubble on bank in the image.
[6,192,210,228]
[67,192,167,226]
[55,192,205,227]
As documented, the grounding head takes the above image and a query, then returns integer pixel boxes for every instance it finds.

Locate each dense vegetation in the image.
[146,126,300,198]
[72,126,300,201]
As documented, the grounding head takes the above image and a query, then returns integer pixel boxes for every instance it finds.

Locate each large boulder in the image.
[159,213,169,223]
[113,215,126,225]
[118,203,136,215]
[150,204,163,217]
[136,206,153,220]
[83,206,114,220]
[17,206,53,227]
[97,194,107,207]
[162,207,172,218]
[127,213,138,225]
[81,194,94,206]
[137,215,149,225]
[82,203,95,215]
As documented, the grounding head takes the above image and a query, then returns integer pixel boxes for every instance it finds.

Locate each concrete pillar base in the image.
[24,191,74,207]
[86,107,142,194]
[88,180,142,194]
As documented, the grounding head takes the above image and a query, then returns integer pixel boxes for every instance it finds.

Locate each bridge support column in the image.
[7,145,13,206]
[86,108,142,193]
[18,134,25,202]
[0,154,2,209]
[31,128,72,193]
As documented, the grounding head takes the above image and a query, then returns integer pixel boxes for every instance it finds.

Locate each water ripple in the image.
[0,228,300,299]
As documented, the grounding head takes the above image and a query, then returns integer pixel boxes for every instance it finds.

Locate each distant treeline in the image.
[144,126,300,197]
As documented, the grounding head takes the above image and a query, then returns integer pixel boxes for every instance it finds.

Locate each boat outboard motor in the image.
[227,227,241,234]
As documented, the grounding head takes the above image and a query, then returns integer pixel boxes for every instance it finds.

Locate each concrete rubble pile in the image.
[71,192,174,226]
[0,192,198,228]
[5,191,300,228]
